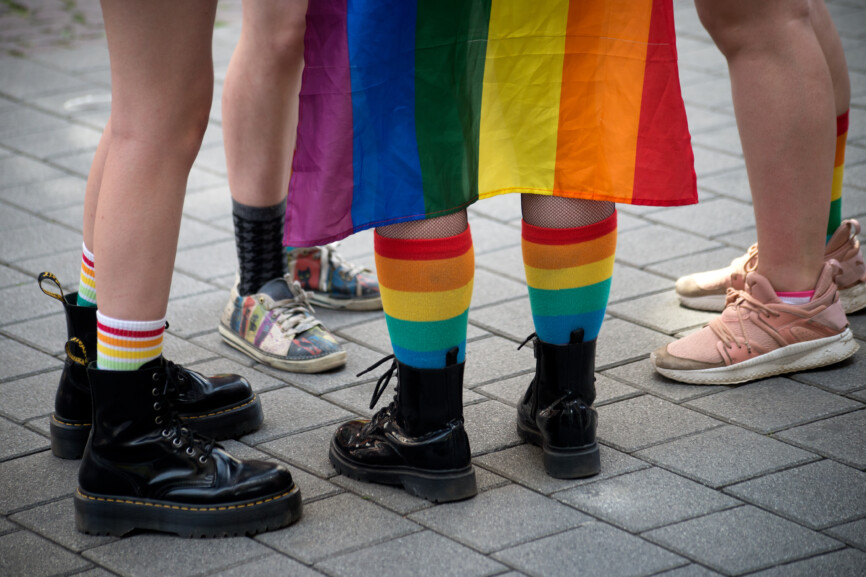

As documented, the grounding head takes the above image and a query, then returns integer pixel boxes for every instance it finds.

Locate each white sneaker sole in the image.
[652,329,858,385]
[681,281,866,315]
[308,293,383,311]
[218,324,347,373]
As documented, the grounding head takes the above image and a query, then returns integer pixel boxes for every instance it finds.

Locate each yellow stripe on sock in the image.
[524,254,615,290]
[832,165,844,202]
[379,280,474,323]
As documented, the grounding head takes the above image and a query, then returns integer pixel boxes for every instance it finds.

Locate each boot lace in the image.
[265,279,321,337]
[709,287,780,355]
[355,355,399,434]
[153,362,217,463]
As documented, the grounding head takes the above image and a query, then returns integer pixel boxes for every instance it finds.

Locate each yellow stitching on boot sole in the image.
[52,414,91,427]
[75,488,294,511]
[181,394,258,420]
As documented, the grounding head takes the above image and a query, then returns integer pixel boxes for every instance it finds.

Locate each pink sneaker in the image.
[676,219,866,314]
[653,261,858,385]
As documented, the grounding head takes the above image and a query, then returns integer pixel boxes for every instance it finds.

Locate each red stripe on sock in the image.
[522,211,617,246]
[97,322,165,338]
[374,226,472,260]
[82,252,94,268]
[838,110,849,136]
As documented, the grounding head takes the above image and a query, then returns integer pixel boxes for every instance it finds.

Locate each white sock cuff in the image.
[82,242,94,263]
[96,311,166,333]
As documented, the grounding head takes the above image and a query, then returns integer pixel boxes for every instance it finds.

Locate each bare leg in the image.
[95,0,216,320]
[82,119,110,252]
[696,0,835,292]
[222,0,307,208]
[811,0,850,116]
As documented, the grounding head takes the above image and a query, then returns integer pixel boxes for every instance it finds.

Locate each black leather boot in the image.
[517,329,601,479]
[75,363,301,537]
[38,272,263,459]
[329,348,477,503]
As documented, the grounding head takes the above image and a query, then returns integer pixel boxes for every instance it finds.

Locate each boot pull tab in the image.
[65,337,89,366]
[37,272,65,302]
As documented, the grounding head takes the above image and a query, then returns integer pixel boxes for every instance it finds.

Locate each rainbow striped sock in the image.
[77,243,96,308]
[828,110,849,239]
[522,212,617,345]
[375,227,474,369]
[96,312,164,371]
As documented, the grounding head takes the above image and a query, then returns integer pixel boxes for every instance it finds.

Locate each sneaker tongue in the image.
[745,272,781,304]
[257,278,296,301]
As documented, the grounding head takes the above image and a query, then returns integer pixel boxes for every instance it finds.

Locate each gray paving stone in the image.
[13,247,80,291]
[259,423,339,478]
[330,474,433,516]
[726,460,866,530]
[685,378,861,434]
[825,518,866,551]
[463,335,535,388]
[3,312,67,357]
[0,530,91,577]
[495,522,687,577]
[176,217,231,251]
[302,305,384,332]
[474,372,637,408]
[469,217,521,255]
[617,225,722,267]
[682,105,735,135]
[0,336,62,382]
[721,226,758,251]
[288,467,342,503]
[469,297,535,342]
[470,267,528,309]
[409,484,589,554]
[647,198,754,238]
[209,553,326,577]
[0,416,48,461]
[0,105,70,137]
[556,467,739,533]
[323,379,484,420]
[693,148,743,179]
[0,202,42,231]
[161,332,220,367]
[644,506,843,576]
[257,492,419,564]
[315,530,505,577]
[602,360,728,403]
[655,566,724,577]
[84,534,271,577]
[163,290,231,338]
[9,497,115,552]
[642,246,745,283]
[635,425,818,488]
[750,549,866,577]
[43,197,84,231]
[193,145,227,175]
[31,44,110,73]
[173,240,238,280]
[182,185,233,222]
[597,395,722,453]
[468,191,522,222]
[9,124,102,159]
[0,58,90,99]
[596,319,675,370]
[476,244,524,283]
[616,211,651,233]
[791,342,866,392]
[608,290,717,335]
[608,263,673,306]
[186,165,226,192]
[0,517,15,536]
[0,264,30,289]
[0,218,79,262]
[688,167,753,204]
[690,125,744,157]
[0,450,78,514]
[476,443,649,495]
[189,330,258,368]
[239,386,353,445]
[0,369,57,422]
[464,400,523,456]
[263,342,385,396]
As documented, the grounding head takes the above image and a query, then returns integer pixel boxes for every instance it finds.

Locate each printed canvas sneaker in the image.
[287,243,381,311]
[652,261,858,385]
[676,219,866,314]
[219,276,346,373]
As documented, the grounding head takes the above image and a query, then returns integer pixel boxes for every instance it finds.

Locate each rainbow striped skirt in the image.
[285,0,697,246]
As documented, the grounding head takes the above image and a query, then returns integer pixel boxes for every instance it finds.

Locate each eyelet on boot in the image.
[155,416,164,425]
[172,437,183,447]
[152,388,159,397]
[153,402,162,411]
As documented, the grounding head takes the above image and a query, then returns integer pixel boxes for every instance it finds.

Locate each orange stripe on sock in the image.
[97,334,164,349]
[376,252,475,292]
[522,229,616,270]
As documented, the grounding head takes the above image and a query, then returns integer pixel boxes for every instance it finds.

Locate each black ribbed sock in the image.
[232,199,288,295]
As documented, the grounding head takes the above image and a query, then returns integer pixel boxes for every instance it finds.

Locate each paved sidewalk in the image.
[1,1,865,576]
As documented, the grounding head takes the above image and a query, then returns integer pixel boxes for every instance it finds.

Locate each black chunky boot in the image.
[516,329,601,479]
[38,272,264,459]
[75,363,301,537]
[329,348,477,503]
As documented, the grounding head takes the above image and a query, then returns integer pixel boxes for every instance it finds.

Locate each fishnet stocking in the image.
[376,210,468,239]
[521,195,614,228]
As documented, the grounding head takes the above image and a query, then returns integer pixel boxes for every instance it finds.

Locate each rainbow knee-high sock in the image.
[522,212,617,345]
[96,312,164,371]
[828,110,849,239]
[375,227,474,369]
[77,243,96,308]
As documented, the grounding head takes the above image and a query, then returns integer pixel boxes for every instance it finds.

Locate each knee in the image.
[695,0,812,59]
[242,14,306,72]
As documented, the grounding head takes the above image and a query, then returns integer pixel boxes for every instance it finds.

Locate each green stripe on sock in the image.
[526,278,612,317]
[384,310,470,353]
[827,198,842,239]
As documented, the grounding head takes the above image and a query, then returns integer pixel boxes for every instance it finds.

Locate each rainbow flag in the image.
[286,0,696,246]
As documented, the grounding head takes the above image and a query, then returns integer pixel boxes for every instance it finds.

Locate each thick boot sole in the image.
[329,440,477,503]
[178,394,264,440]
[74,485,302,538]
[50,414,90,459]
[219,325,347,373]
[517,420,601,479]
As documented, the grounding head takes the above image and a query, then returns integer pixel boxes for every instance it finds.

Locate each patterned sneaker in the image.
[676,219,866,314]
[653,261,858,385]
[219,276,346,373]
[287,243,382,311]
